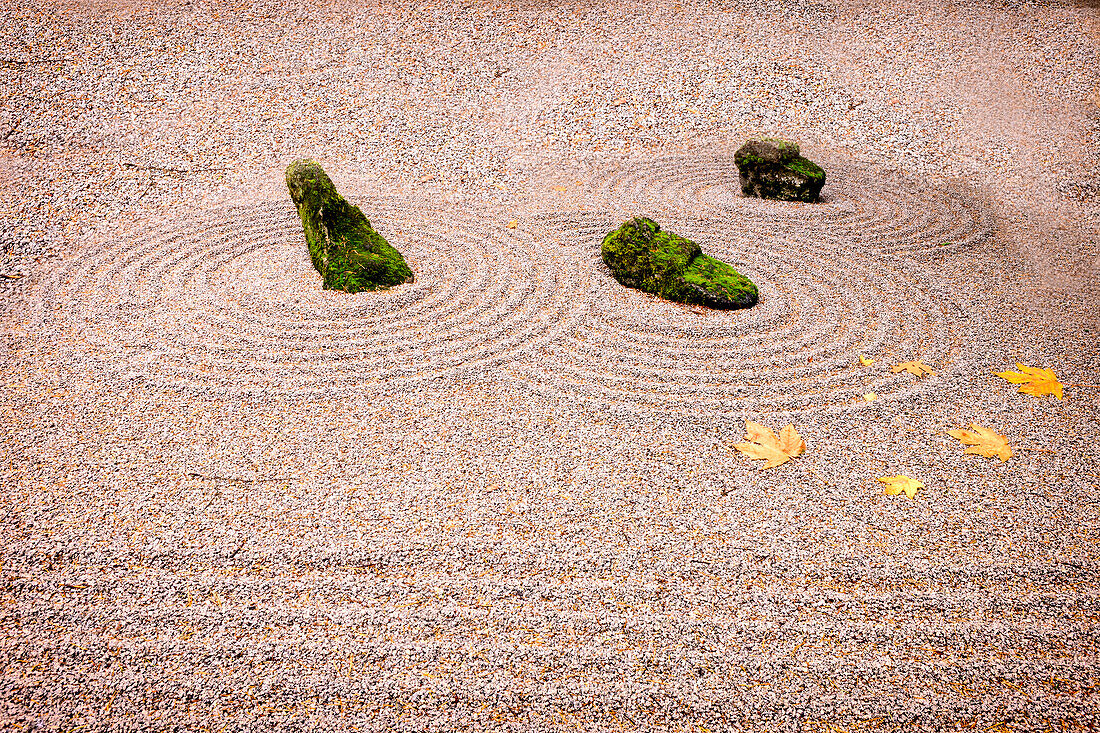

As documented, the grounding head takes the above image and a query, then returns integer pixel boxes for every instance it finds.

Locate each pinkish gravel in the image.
[1,0,1098,730]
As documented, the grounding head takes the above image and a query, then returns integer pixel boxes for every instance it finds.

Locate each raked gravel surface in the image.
[2,0,1100,730]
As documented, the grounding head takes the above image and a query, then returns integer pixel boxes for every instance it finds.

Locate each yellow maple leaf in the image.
[879,475,923,499]
[947,423,1012,462]
[859,354,874,366]
[891,360,934,377]
[734,420,806,469]
[995,363,1063,399]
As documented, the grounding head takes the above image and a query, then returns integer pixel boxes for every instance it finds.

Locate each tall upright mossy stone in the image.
[601,217,757,310]
[285,159,413,292]
[734,138,826,203]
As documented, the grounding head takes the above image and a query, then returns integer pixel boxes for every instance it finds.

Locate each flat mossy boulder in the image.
[285,159,413,292]
[733,138,825,203]
[601,217,757,310]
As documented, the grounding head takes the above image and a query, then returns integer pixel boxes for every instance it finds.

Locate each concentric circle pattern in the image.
[36,199,586,397]
[32,156,992,412]
[510,209,977,416]
[589,155,994,257]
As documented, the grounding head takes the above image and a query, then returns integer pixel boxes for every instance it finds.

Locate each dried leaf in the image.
[947,423,1012,462]
[505,219,518,229]
[891,360,934,377]
[744,420,778,445]
[734,441,792,469]
[864,392,877,402]
[859,354,874,366]
[879,475,923,499]
[778,424,807,458]
[734,420,805,469]
[995,363,1063,399]
[551,185,569,192]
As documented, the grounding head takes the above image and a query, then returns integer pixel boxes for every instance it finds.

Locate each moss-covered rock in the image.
[733,138,825,203]
[601,217,757,310]
[285,159,413,292]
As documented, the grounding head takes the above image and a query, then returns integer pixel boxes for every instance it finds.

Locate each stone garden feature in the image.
[285,159,414,292]
[734,138,825,203]
[601,217,758,309]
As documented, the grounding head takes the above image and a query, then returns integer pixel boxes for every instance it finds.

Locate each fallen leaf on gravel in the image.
[891,360,934,377]
[879,475,923,499]
[859,354,874,366]
[996,363,1063,399]
[734,420,805,469]
[947,423,1012,462]
[551,185,569,192]
[505,219,518,229]
[864,392,877,402]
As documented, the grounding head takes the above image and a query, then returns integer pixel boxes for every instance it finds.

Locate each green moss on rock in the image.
[786,155,825,180]
[679,254,759,309]
[285,159,413,292]
[601,217,757,310]
[734,138,825,203]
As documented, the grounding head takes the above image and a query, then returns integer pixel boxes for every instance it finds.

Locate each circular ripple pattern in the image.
[510,211,977,416]
[590,155,994,257]
[34,199,584,397]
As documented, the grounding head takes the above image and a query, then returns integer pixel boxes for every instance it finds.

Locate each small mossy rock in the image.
[285,159,413,292]
[601,217,757,310]
[734,138,826,203]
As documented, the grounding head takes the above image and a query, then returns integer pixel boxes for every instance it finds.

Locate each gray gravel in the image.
[2,0,1099,730]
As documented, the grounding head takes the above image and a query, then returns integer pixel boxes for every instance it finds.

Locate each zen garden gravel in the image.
[1,0,1099,730]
